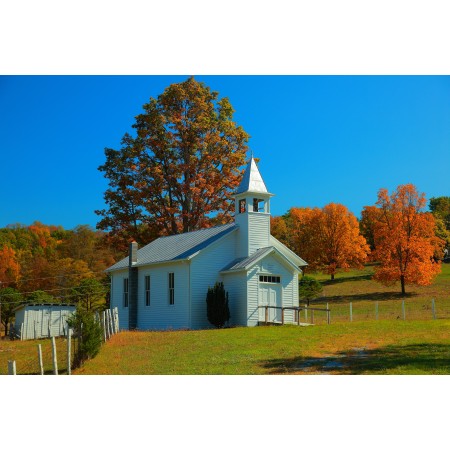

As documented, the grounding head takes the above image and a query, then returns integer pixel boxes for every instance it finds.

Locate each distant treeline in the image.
[0,222,124,301]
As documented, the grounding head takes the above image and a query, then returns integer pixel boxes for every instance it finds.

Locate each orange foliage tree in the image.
[289,203,370,280]
[0,245,20,286]
[96,77,249,247]
[371,184,444,295]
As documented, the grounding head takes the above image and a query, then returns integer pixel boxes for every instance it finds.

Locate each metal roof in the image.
[235,157,271,195]
[13,303,76,312]
[269,236,308,267]
[106,223,238,272]
[220,246,302,274]
[220,247,274,272]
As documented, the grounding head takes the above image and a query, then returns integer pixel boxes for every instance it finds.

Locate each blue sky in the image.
[1,75,449,230]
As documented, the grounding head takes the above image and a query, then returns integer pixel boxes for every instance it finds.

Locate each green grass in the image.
[3,263,449,376]
[72,320,450,375]
[0,336,73,375]
[304,262,450,324]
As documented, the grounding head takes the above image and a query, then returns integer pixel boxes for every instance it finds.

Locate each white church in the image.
[106,157,307,330]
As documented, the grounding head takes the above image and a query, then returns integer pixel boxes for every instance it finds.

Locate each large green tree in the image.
[96,77,249,248]
[0,287,23,337]
[429,197,450,250]
[72,278,107,312]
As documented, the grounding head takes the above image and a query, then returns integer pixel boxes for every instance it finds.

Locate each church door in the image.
[259,282,282,323]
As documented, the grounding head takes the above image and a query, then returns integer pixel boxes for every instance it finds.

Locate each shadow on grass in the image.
[261,343,450,374]
[312,291,417,304]
[320,274,373,286]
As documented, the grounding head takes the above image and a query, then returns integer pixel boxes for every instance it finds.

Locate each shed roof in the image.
[106,223,238,272]
[13,303,76,313]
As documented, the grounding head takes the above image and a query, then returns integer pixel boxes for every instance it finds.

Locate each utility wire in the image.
[0,268,112,287]
[0,282,111,298]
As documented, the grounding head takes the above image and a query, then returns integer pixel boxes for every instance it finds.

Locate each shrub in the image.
[67,309,103,367]
[298,275,323,306]
[206,282,230,328]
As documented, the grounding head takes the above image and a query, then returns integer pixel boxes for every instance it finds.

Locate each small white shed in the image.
[14,304,76,340]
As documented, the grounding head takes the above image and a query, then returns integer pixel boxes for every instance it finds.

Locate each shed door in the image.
[41,309,50,337]
[259,284,282,322]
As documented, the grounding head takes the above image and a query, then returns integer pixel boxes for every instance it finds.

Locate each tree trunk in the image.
[331,273,335,281]
[400,275,406,295]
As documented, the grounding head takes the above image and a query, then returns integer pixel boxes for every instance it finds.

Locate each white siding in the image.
[110,269,129,330]
[221,272,247,326]
[190,232,237,329]
[235,212,270,257]
[234,213,249,258]
[137,262,190,330]
[15,305,76,340]
[248,212,270,255]
[247,254,299,326]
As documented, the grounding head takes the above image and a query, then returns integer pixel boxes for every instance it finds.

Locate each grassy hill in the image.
[73,320,450,375]
[2,263,449,375]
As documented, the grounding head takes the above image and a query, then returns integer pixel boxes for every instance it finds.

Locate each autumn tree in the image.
[96,77,249,247]
[371,184,444,295]
[270,216,290,246]
[57,225,119,275]
[0,245,20,286]
[290,204,370,280]
[359,205,379,254]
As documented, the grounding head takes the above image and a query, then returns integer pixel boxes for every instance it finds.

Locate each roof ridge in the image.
[153,222,235,241]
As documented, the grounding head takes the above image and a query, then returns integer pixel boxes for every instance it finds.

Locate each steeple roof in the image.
[235,157,271,195]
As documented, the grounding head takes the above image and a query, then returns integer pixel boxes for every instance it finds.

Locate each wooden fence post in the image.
[20,323,24,341]
[115,307,119,331]
[8,360,16,375]
[297,308,300,325]
[350,302,353,322]
[111,309,115,335]
[375,301,379,320]
[304,304,308,322]
[108,309,113,336]
[34,320,37,340]
[51,336,58,375]
[281,308,284,325]
[102,311,107,342]
[327,309,330,325]
[37,344,44,375]
[67,329,72,375]
[402,300,406,320]
[432,299,436,320]
[311,309,314,324]
[265,306,268,324]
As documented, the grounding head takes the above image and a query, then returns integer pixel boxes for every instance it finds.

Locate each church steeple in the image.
[234,156,274,257]
[236,157,270,195]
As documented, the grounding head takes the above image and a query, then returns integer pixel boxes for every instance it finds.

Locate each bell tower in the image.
[234,157,274,258]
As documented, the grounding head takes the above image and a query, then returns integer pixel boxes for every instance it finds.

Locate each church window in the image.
[239,199,246,213]
[259,275,281,283]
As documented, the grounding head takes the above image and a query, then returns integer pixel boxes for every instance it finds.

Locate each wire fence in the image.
[1,307,119,375]
[304,297,450,325]
[0,336,74,375]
